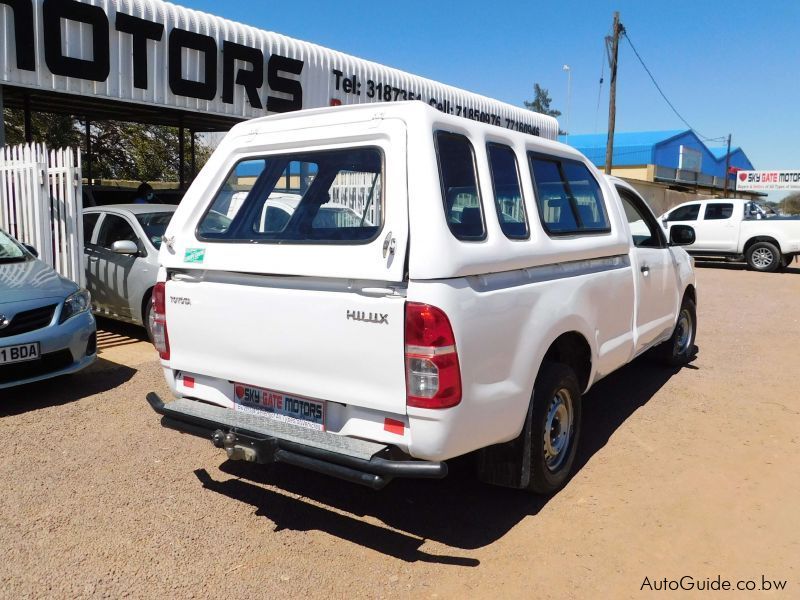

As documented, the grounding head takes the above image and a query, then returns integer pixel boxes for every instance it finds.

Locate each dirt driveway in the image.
[1,264,798,599]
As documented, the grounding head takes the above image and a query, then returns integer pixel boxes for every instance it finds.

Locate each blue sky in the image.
[182,0,799,201]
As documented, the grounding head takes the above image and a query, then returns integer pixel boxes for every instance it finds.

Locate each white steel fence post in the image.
[0,143,84,285]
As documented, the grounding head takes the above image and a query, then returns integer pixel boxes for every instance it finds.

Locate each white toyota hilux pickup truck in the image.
[147,102,697,494]
[660,198,800,271]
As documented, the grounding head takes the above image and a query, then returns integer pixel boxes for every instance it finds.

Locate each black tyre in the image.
[657,297,697,366]
[780,255,793,270]
[525,362,582,494]
[143,296,155,343]
[746,241,781,272]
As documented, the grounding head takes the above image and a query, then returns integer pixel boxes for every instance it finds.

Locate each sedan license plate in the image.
[233,383,326,431]
[0,342,40,365]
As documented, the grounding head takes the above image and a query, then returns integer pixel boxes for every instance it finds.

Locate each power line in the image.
[594,38,606,133]
[623,30,726,143]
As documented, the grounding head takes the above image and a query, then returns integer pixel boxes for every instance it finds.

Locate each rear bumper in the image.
[146,393,448,490]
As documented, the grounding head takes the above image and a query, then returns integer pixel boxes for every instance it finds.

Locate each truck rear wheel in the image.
[746,241,781,272]
[525,362,582,494]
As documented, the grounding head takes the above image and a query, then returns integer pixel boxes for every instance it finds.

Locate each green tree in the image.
[524,83,565,135]
[779,192,800,215]
[524,83,562,119]
[3,107,213,183]
[83,121,212,183]
[2,108,83,148]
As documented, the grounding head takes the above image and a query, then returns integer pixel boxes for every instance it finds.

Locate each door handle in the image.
[359,287,396,296]
[171,272,203,282]
[640,265,650,276]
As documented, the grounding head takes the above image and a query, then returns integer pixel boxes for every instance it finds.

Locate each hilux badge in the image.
[346,310,388,325]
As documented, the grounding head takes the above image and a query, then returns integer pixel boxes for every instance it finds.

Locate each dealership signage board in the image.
[736,170,800,192]
[0,0,557,138]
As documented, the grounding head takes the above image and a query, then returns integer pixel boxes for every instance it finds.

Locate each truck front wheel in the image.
[525,362,583,494]
[656,296,697,366]
[746,241,781,272]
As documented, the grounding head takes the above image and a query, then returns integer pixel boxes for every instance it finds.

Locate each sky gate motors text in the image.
[1,0,303,111]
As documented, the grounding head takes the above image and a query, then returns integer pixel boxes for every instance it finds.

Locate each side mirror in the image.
[22,244,39,257]
[669,224,695,246]
[661,218,668,229]
[111,240,139,255]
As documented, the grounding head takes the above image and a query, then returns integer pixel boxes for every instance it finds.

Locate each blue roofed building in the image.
[559,130,758,213]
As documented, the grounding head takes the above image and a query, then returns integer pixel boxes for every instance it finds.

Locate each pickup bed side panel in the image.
[737,220,800,255]
[404,263,635,461]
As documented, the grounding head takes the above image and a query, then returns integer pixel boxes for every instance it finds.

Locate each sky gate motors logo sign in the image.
[1,0,556,136]
[736,170,800,192]
[0,0,303,112]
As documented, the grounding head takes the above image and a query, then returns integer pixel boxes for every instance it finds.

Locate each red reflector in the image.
[330,98,342,106]
[183,375,195,389]
[384,418,405,435]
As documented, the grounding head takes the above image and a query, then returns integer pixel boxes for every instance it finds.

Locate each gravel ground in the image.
[1,264,798,599]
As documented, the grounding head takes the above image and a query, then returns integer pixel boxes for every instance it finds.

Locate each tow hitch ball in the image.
[211,429,260,463]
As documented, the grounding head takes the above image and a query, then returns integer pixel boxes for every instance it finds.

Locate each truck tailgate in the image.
[164,272,408,416]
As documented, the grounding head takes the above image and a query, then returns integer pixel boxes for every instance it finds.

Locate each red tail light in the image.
[152,282,170,360]
[405,302,461,409]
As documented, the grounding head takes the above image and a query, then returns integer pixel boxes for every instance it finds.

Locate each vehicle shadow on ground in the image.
[195,352,697,563]
[95,316,149,348]
[695,259,800,274]
[0,357,137,416]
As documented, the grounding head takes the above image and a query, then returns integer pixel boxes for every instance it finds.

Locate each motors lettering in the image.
[346,310,389,325]
[0,0,303,110]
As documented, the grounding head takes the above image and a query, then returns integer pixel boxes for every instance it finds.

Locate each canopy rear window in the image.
[197,148,383,244]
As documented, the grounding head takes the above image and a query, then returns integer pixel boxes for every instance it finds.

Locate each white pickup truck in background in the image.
[660,199,800,271]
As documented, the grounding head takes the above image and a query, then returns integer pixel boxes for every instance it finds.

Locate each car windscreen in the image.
[135,212,175,249]
[0,230,27,263]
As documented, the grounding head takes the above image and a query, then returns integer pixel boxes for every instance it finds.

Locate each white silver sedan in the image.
[82,204,177,340]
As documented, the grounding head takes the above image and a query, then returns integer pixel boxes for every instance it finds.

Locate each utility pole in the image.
[604,11,623,175]
[722,133,732,197]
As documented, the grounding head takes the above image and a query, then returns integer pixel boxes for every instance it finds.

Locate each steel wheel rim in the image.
[674,308,693,355]
[543,388,574,472]
[752,247,774,268]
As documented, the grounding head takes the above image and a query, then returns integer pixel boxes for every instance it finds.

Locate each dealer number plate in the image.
[0,342,40,365]
[233,383,326,431]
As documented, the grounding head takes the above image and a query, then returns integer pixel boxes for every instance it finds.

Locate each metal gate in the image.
[0,143,84,286]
